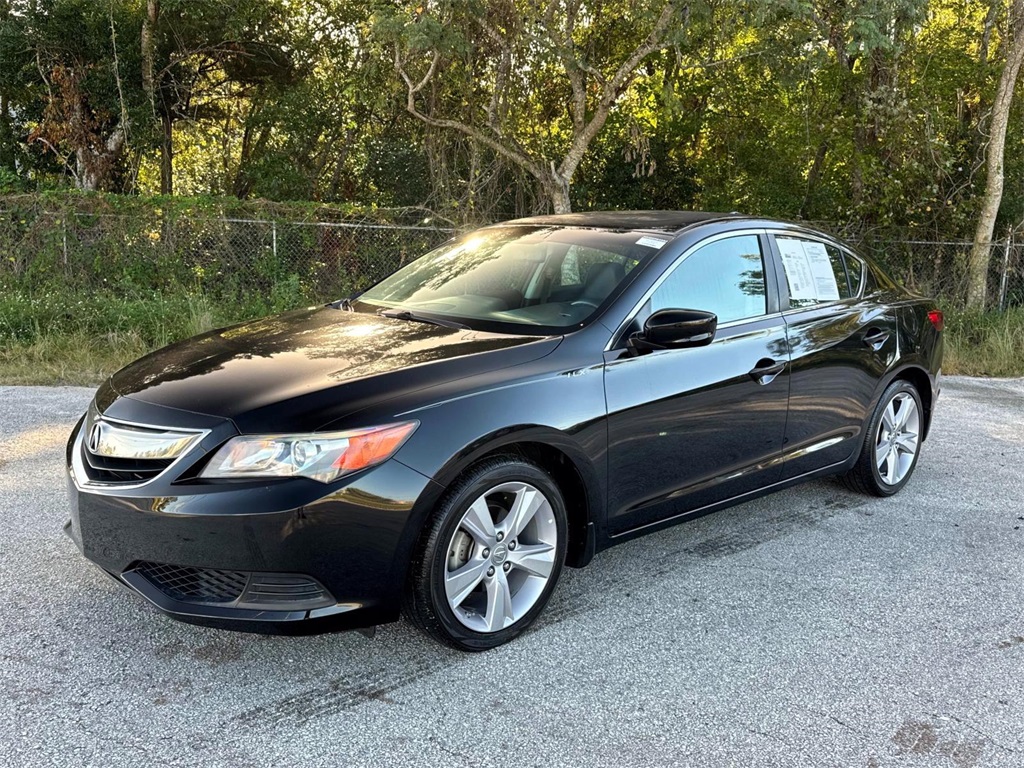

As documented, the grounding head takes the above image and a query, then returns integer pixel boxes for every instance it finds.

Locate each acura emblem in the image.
[88,421,102,453]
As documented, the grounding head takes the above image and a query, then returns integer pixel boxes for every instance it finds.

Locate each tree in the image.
[380,0,685,213]
[967,0,1024,309]
[145,0,300,194]
[11,0,146,191]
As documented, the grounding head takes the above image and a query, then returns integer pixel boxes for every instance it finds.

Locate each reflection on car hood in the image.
[105,307,560,432]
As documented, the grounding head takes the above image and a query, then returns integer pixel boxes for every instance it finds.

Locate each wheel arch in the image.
[886,364,935,441]
[427,425,601,569]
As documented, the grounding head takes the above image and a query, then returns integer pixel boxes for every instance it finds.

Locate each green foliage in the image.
[3,1,1022,381]
[0,191,451,352]
[0,2,1020,236]
[943,308,1024,376]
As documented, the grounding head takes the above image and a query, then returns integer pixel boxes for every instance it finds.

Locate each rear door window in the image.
[774,236,852,308]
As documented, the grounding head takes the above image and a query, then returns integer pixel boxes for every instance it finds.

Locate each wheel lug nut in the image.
[503,562,511,572]
[487,566,495,577]
[482,548,490,557]
[496,532,504,542]
[508,541,516,550]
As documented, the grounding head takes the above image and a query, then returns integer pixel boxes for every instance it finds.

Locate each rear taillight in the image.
[927,309,944,331]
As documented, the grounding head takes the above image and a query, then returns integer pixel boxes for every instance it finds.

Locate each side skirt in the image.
[603,456,856,547]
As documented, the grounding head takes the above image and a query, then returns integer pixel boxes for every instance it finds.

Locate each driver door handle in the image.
[749,358,786,385]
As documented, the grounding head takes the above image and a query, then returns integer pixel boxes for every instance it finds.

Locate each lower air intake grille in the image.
[135,561,248,603]
[131,561,334,610]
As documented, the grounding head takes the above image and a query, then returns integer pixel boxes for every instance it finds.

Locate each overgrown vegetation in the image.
[2,1,1023,238]
[2,2,1024,380]
[0,292,237,384]
[0,193,455,384]
[943,308,1024,377]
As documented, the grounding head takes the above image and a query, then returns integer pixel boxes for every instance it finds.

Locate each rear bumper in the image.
[66,418,443,634]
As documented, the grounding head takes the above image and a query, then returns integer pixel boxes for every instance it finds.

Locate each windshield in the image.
[356,226,666,331]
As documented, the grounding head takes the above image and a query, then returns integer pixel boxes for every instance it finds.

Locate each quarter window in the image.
[775,236,852,308]
[650,235,767,323]
[844,252,865,295]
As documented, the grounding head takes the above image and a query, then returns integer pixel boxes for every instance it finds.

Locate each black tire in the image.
[404,456,568,651]
[840,379,924,497]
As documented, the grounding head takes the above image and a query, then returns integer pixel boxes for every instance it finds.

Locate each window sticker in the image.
[802,241,841,301]
[635,236,668,249]
[776,238,817,301]
[776,237,840,302]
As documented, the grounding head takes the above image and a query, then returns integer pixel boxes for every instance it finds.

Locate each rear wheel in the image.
[404,457,567,651]
[841,379,923,496]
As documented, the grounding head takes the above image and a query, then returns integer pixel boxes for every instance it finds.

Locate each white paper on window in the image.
[635,236,668,249]
[777,237,840,302]
[776,238,817,301]
[801,241,840,300]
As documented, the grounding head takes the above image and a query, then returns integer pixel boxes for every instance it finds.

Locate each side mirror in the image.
[629,309,718,353]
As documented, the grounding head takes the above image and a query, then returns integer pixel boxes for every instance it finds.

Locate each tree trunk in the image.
[979,0,1000,67]
[800,140,829,219]
[968,0,1024,310]
[550,189,572,214]
[141,0,159,108]
[160,108,173,195]
[542,170,572,214]
[550,187,571,214]
[0,92,13,172]
[328,126,357,200]
[74,124,125,191]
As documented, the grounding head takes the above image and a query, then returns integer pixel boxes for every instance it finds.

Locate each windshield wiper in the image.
[378,308,470,330]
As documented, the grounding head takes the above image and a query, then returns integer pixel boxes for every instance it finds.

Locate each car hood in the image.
[103,307,560,432]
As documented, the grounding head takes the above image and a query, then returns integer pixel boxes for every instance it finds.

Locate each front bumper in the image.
[65,413,443,634]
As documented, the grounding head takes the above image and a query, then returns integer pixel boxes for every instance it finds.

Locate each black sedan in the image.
[65,212,943,650]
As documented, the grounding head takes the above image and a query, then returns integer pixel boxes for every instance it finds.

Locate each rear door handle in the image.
[863,327,890,350]
[749,358,786,385]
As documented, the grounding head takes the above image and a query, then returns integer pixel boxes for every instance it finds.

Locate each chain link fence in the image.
[0,208,456,307]
[822,230,1024,312]
[2,204,1023,344]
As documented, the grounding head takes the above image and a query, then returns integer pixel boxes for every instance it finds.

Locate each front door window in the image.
[650,235,767,322]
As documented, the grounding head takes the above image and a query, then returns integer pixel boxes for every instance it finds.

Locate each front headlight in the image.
[200,422,418,483]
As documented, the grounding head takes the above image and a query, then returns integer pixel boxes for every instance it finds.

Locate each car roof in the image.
[496,210,743,234]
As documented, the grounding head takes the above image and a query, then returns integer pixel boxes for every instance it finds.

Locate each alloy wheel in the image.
[874,392,920,486]
[443,481,558,633]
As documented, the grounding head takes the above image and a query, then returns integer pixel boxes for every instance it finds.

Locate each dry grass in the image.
[0,331,153,385]
[943,309,1024,378]
[0,293,220,385]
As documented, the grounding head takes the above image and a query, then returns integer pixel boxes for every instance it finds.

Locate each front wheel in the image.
[404,457,567,651]
[841,380,924,496]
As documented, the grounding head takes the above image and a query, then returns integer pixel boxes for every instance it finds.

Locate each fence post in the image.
[272,220,278,261]
[998,236,1012,312]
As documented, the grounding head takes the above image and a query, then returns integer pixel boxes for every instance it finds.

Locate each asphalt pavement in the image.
[1,377,1023,767]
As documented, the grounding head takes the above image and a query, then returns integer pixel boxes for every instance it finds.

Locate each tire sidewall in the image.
[868,381,923,495]
[426,460,568,651]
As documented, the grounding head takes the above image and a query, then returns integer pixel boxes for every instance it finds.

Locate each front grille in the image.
[135,561,249,603]
[131,561,334,610]
[81,450,174,484]
[76,412,203,486]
